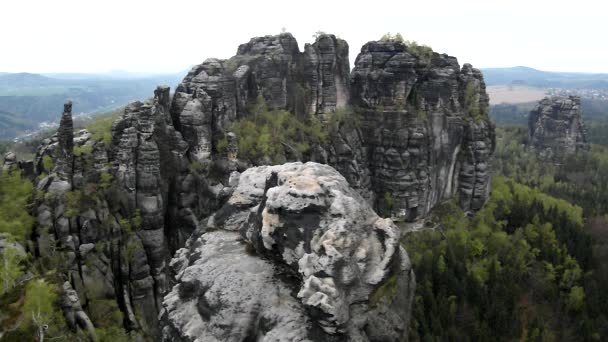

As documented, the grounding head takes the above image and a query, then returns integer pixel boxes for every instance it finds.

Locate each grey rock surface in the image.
[24,33,495,340]
[161,162,414,342]
[59,281,98,341]
[170,33,351,165]
[347,42,494,218]
[528,96,589,159]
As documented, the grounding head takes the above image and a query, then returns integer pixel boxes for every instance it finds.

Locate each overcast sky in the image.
[1,0,606,74]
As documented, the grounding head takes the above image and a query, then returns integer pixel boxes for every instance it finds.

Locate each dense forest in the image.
[406,126,608,341]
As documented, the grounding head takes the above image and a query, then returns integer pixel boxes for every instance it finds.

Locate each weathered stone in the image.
[55,101,74,177]
[528,96,588,159]
[161,162,414,342]
[27,33,495,341]
[59,281,97,341]
[2,152,17,171]
[346,41,495,219]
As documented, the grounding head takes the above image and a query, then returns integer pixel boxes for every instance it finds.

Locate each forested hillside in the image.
[406,126,608,341]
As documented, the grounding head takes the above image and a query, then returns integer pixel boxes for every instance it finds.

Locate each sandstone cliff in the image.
[528,95,589,159]
[171,33,495,220]
[7,32,495,341]
[161,162,414,341]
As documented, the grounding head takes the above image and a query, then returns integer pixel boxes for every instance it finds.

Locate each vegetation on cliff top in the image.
[219,95,326,163]
[381,32,433,65]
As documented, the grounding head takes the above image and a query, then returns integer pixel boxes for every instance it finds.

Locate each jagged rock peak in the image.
[55,100,74,177]
[171,32,351,162]
[161,162,415,342]
[528,95,589,159]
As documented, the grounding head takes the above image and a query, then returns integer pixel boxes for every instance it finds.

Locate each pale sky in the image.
[1,0,606,74]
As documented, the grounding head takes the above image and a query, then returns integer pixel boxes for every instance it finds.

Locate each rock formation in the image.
[2,152,18,171]
[56,101,74,177]
[347,42,494,218]
[160,162,414,341]
[171,33,494,220]
[2,151,35,178]
[19,33,495,340]
[528,96,589,158]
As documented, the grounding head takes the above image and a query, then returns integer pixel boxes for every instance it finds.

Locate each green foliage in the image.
[64,190,83,218]
[383,192,394,217]
[327,106,362,130]
[495,126,608,217]
[99,171,113,190]
[64,186,100,218]
[124,237,141,264]
[230,96,327,163]
[22,279,63,336]
[90,299,134,341]
[380,32,404,42]
[0,169,35,243]
[379,33,433,64]
[587,120,608,146]
[189,161,204,174]
[216,136,228,154]
[0,243,24,294]
[416,109,428,121]
[119,218,132,235]
[86,112,119,146]
[369,274,398,306]
[42,154,54,172]
[406,177,597,341]
[132,209,142,229]
[97,326,135,342]
[406,41,433,65]
[566,286,585,312]
[73,143,93,156]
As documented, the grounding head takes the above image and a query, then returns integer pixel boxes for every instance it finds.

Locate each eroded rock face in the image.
[31,90,202,338]
[170,35,494,221]
[161,162,415,342]
[170,33,351,163]
[56,101,74,178]
[23,33,494,340]
[528,96,588,159]
[341,42,494,218]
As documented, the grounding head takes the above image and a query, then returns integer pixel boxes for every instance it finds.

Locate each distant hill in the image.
[0,71,186,139]
[481,66,608,89]
[0,109,34,139]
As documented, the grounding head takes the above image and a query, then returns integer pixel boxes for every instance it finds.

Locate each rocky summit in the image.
[2,33,495,341]
[528,95,589,159]
[161,162,414,341]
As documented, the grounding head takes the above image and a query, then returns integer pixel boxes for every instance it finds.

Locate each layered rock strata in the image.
[528,96,588,159]
[171,34,494,220]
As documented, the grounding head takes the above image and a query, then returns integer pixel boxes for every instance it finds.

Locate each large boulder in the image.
[161,162,415,341]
